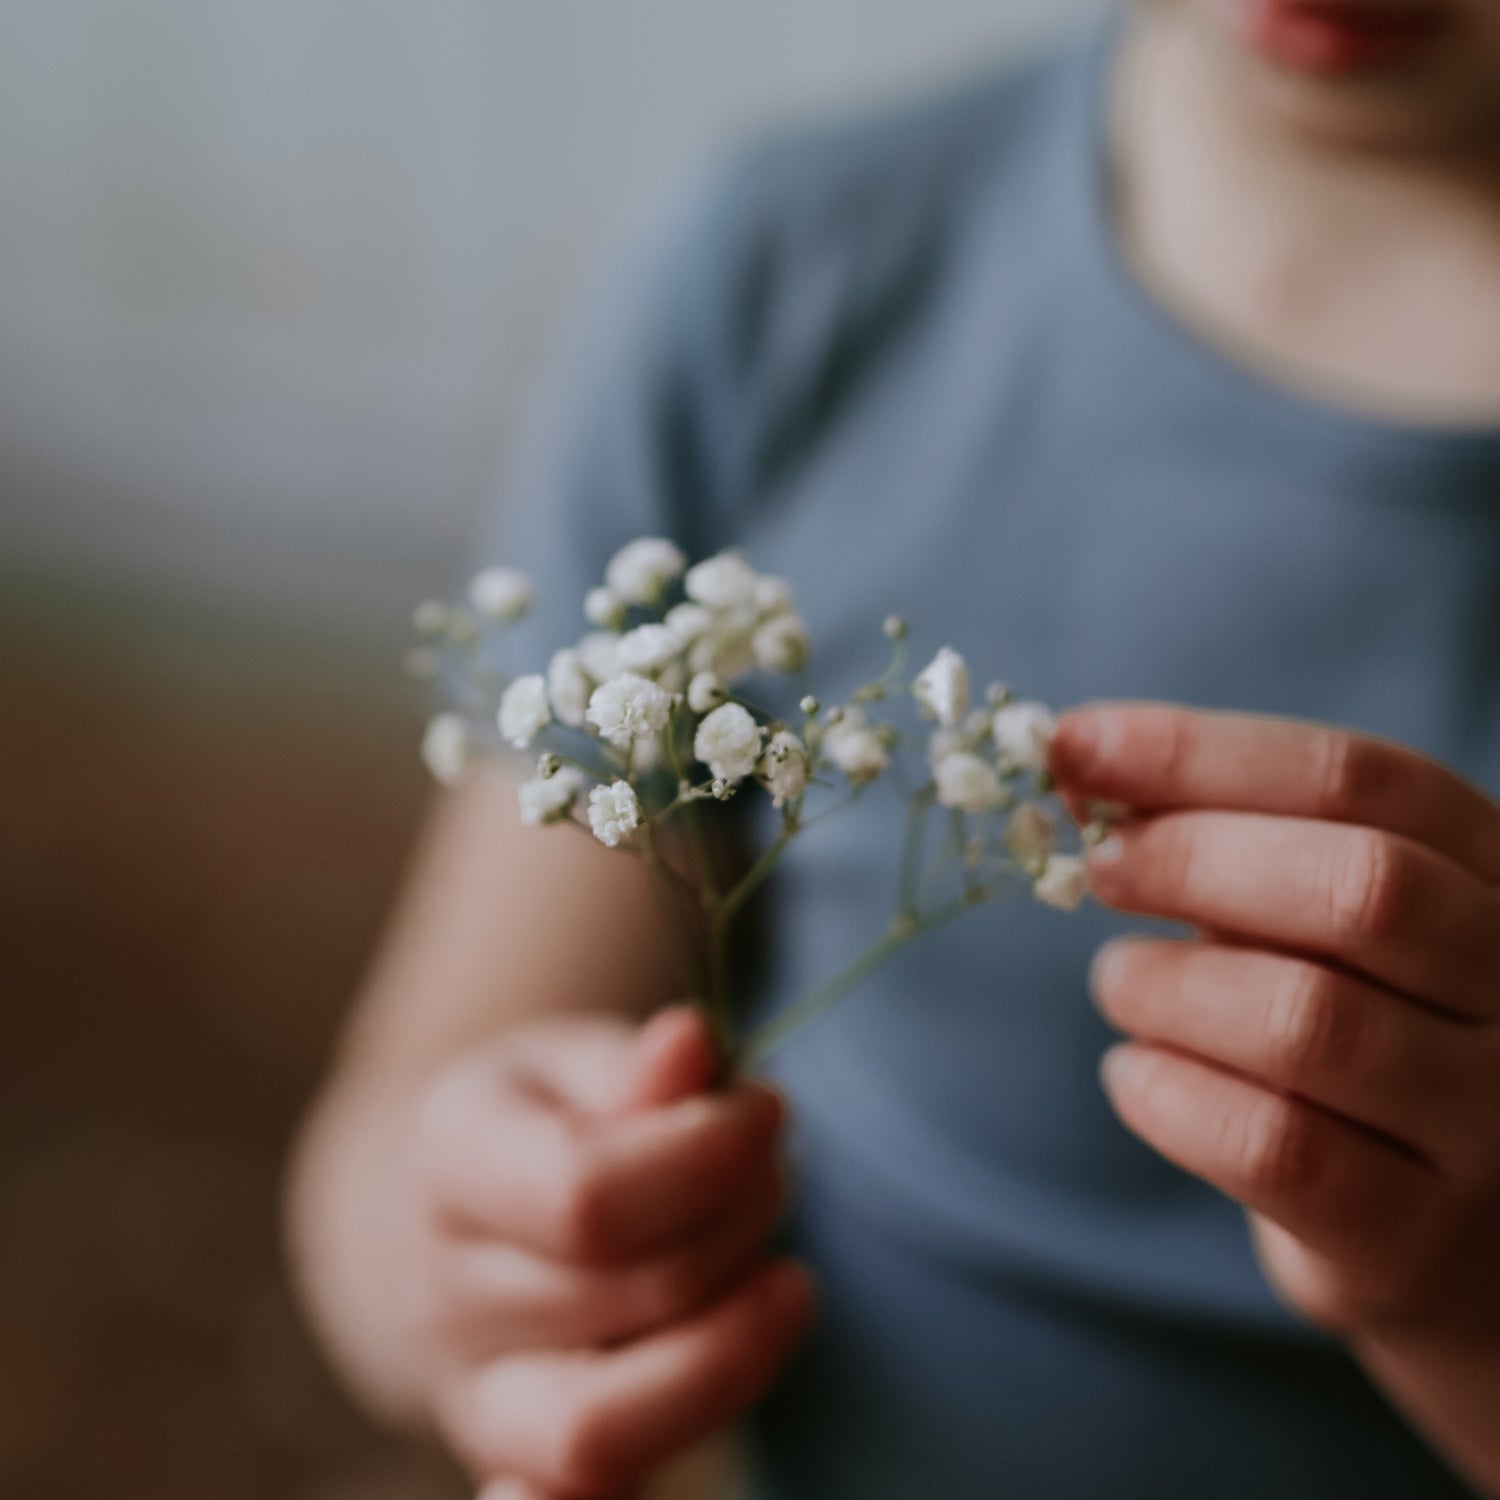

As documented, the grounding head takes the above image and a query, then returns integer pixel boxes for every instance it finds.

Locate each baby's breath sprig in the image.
[414,539,1094,1068]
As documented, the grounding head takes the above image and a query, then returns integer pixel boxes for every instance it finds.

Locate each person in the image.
[286,1,1500,1495]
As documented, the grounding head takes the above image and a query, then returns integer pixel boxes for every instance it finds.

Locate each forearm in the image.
[1361,1333,1500,1498]
[286,1071,435,1424]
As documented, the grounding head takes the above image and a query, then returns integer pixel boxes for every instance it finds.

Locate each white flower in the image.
[687,671,726,714]
[752,613,810,674]
[575,631,622,683]
[685,551,759,610]
[585,672,672,748]
[616,623,682,675]
[588,781,640,847]
[665,602,714,646]
[605,537,685,606]
[926,726,962,770]
[758,730,808,808]
[518,767,585,825]
[993,701,1057,772]
[1006,803,1056,872]
[421,714,469,786]
[1035,853,1088,911]
[821,708,890,783]
[498,675,552,748]
[413,599,448,636]
[915,647,970,729]
[584,586,627,630]
[754,576,796,614]
[547,648,592,728]
[690,621,756,683]
[694,702,764,782]
[468,567,534,622]
[934,751,1003,813]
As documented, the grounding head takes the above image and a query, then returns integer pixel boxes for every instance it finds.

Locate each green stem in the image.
[898,787,934,918]
[796,782,866,832]
[640,841,708,1003]
[717,829,793,927]
[736,887,996,1071]
[706,909,735,1056]
[664,704,720,909]
[737,926,908,1071]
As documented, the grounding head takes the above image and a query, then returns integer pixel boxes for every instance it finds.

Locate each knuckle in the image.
[1154,819,1203,903]
[1306,730,1385,823]
[1231,1096,1323,1196]
[549,1400,625,1496]
[1318,831,1411,945]
[1156,712,1201,791]
[1267,963,1367,1077]
[629,1252,706,1327]
[550,1154,616,1263]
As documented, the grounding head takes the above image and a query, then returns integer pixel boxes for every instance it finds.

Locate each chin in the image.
[1185,0,1500,152]
[1237,64,1475,152]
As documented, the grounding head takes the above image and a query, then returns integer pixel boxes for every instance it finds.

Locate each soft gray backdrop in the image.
[0,0,1099,646]
[1,7,1104,1496]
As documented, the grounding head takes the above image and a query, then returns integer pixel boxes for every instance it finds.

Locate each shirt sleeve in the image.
[460,155,755,675]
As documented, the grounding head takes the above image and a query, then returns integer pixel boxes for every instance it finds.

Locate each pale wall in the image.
[0,0,1101,636]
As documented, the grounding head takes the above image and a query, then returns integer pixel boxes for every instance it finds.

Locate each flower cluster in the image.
[412,538,1100,1062]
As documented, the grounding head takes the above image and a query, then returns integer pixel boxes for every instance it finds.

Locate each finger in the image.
[613,1005,721,1112]
[434,1159,786,1357]
[442,1259,813,1496]
[1084,812,1500,1019]
[501,1006,719,1115]
[1051,704,1500,887]
[475,1482,549,1500]
[477,1483,634,1500]
[417,1068,784,1263]
[1091,939,1479,1163]
[1099,1042,1441,1263]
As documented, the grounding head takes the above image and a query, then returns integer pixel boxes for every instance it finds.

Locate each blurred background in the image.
[0,2,1096,1495]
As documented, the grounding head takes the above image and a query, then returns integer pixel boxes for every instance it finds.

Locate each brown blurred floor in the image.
[0,584,467,1500]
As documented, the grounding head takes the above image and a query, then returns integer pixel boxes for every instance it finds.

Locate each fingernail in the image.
[1089,940,1129,999]
[1088,833,1126,867]
[1098,1044,1139,1096]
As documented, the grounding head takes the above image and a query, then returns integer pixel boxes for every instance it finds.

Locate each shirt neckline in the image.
[1058,22,1500,495]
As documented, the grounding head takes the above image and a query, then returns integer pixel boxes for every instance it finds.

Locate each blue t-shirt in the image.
[482,24,1499,1499]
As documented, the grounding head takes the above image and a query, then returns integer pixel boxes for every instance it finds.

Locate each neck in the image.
[1110,8,1500,420]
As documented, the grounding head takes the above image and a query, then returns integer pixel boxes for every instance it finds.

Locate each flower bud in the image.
[469,567,535,623]
[412,599,448,636]
[445,609,479,645]
[687,671,727,714]
[585,586,627,631]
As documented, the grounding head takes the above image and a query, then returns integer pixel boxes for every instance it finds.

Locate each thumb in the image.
[613,1004,719,1112]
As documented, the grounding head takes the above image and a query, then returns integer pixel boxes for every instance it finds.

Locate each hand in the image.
[397,1005,810,1499]
[1050,704,1500,1482]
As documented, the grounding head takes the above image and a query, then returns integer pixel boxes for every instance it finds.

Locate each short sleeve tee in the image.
[473,23,1500,1499]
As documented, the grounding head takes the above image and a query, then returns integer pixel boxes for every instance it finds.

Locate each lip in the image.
[1235,0,1456,73]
